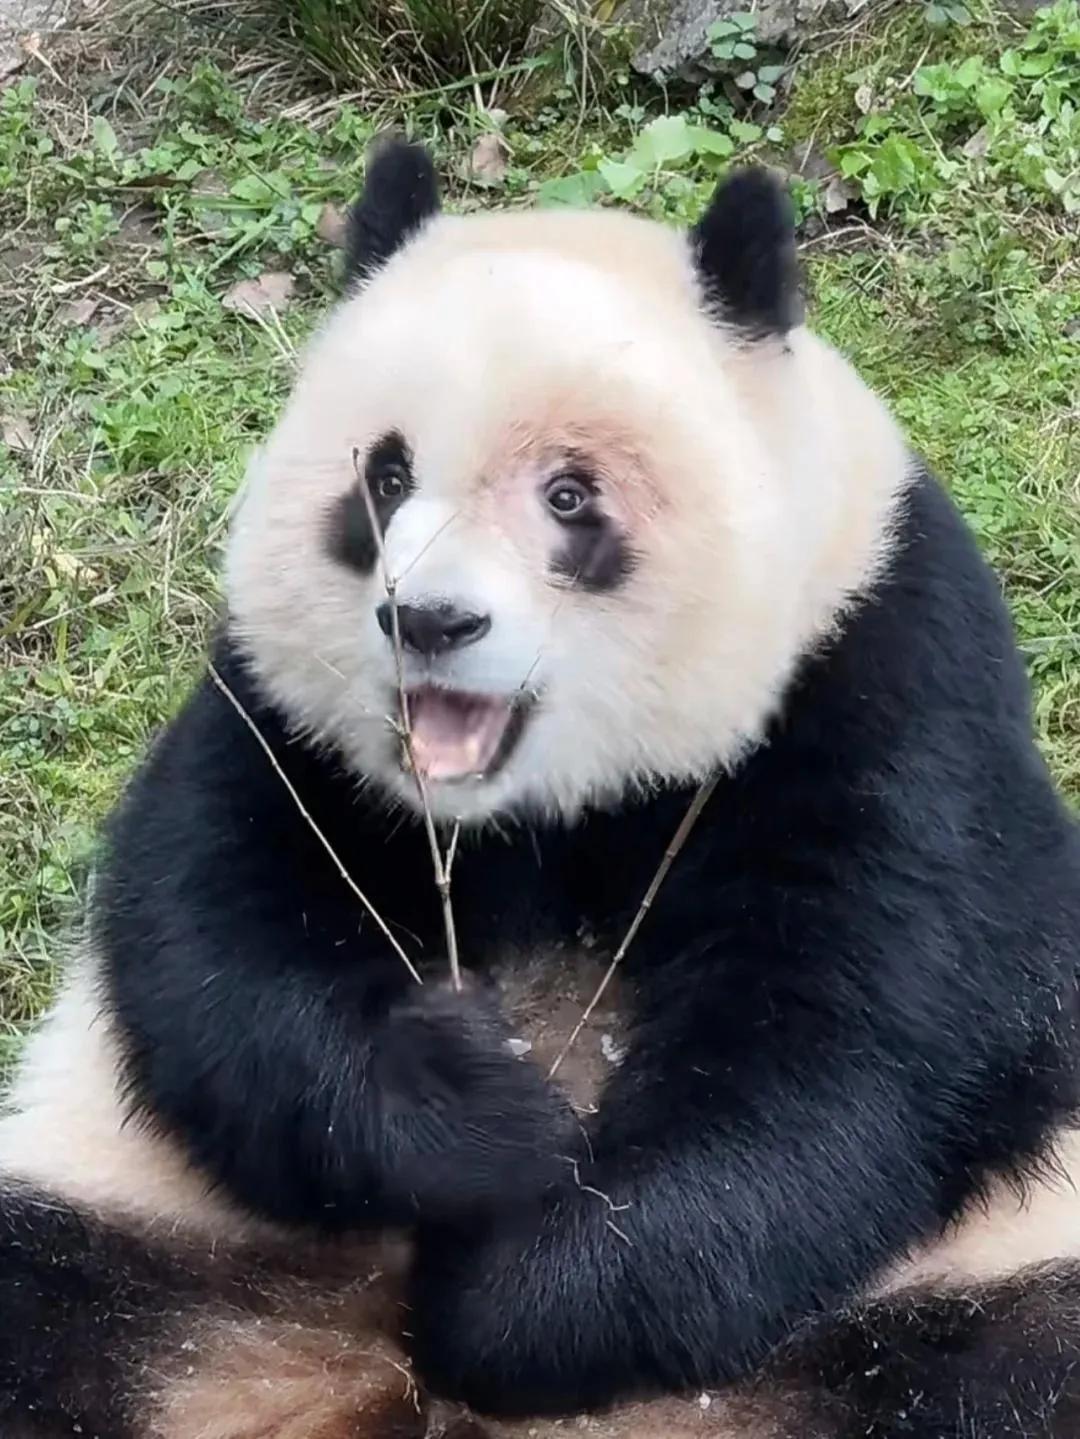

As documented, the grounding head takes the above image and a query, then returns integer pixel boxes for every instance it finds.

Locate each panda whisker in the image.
[548,770,721,1079]
[353,446,465,993]
[310,651,397,733]
[511,575,579,707]
[314,651,346,682]
[207,661,423,986]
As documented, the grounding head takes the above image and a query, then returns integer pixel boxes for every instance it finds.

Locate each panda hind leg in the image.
[731,1264,1080,1439]
[0,1182,425,1439]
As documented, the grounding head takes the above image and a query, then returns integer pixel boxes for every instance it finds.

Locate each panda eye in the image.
[374,468,407,501]
[362,431,413,505]
[545,477,593,519]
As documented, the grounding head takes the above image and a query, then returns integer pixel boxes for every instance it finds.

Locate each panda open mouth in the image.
[403,687,530,783]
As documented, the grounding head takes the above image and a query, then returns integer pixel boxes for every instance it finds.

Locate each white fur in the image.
[879,1134,1080,1292]
[0,941,265,1240]
[225,208,910,825]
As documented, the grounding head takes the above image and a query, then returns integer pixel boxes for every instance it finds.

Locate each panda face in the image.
[225,196,906,824]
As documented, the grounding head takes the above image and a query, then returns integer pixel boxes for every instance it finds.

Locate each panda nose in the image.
[376,601,491,657]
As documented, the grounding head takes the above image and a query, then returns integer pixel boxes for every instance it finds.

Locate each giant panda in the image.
[2,137,1079,1439]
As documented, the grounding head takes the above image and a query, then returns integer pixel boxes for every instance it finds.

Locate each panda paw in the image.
[408,1200,631,1416]
[375,980,576,1220]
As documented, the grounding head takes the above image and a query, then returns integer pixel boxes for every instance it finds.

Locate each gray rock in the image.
[0,0,68,28]
[0,0,69,82]
[632,0,871,81]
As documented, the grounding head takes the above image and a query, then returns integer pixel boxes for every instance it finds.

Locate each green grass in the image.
[1,1,1077,1070]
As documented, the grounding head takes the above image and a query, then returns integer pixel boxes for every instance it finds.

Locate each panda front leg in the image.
[94,657,577,1238]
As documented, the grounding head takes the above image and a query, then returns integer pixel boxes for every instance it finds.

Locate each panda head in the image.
[226,139,907,824]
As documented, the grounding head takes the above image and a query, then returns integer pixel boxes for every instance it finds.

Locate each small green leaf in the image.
[976,77,1011,116]
[630,115,696,167]
[688,126,735,156]
[707,18,738,40]
[92,116,120,163]
[536,171,605,207]
[861,115,894,140]
[230,174,277,204]
[871,134,921,193]
[729,120,763,145]
[597,158,647,200]
[735,70,757,90]
[1018,52,1054,77]
[839,149,872,178]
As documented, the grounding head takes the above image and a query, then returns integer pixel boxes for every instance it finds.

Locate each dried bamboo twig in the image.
[353,448,464,991]
[208,662,422,986]
[548,771,721,1078]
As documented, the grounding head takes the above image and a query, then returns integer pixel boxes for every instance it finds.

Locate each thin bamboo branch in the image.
[208,662,422,986]
[548,771,720,1078]
[353,448,464,991]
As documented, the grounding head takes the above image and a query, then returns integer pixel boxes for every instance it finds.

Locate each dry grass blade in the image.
[208,662,423,985]
[548,771,721,1079]
[352,448,464,991]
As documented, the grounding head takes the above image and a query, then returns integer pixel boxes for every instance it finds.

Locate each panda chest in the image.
[487,940,632,1117]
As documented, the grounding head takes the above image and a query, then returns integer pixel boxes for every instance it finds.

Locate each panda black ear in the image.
[345,137,441,286]
[691,167,802,338]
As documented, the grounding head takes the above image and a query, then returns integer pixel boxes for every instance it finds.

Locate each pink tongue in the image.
[407,691,513,781]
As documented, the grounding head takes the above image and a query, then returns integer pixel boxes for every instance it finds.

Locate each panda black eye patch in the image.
[325,430,415,576]
[545,469,636,594]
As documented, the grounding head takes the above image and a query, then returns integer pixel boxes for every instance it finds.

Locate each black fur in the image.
[745,1267,1080,1437]
[692,167,803,336]
[92,470,1080,1415]
[0,1187,202,1437]
[327,429,415,576]
[550,508,637,593]
[345,137,440,286]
